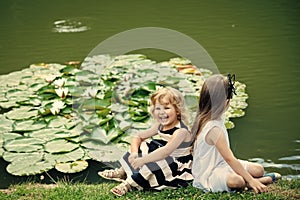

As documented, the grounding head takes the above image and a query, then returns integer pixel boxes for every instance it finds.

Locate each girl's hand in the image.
[248,179,268,194]
[128,153,138,164]
[130,158,144,170]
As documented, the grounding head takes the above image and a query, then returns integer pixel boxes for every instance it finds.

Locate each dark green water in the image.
[0,0,299,187]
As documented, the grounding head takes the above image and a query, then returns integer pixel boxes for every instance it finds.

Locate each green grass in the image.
[0,179,299,200]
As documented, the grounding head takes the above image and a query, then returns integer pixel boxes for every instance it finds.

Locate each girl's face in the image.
[154,100,179,130]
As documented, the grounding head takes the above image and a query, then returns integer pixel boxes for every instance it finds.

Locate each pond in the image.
[0,0,299,188]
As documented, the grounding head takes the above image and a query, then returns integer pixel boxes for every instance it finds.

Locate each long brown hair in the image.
[191,74,230,145]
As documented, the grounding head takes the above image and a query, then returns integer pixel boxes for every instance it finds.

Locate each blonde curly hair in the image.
[149,87,189,125]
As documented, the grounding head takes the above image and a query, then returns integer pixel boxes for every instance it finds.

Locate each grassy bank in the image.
[0,179,299,200]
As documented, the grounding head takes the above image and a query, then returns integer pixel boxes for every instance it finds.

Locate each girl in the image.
[191,74,281,194]
[98,87,194,196]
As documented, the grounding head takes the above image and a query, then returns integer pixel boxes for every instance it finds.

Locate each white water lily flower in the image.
[55,87,69,98]
[45,75,57,83]
[82,87,98,98]
[53,78,67,87]
[50,100,65,115]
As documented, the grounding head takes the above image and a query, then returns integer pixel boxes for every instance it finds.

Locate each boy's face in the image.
[154,99,179,130]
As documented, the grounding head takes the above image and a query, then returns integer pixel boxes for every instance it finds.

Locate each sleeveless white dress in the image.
[192,119,249,192]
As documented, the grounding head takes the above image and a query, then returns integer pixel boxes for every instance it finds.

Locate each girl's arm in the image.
[211,127,267,194]
[130,128,190,168]
[130,122,160,154]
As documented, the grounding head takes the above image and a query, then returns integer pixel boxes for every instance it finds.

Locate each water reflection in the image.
[53,19,90,33]
[249,158,300,179]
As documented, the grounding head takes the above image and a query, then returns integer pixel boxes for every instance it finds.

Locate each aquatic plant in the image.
[0,54,248,176]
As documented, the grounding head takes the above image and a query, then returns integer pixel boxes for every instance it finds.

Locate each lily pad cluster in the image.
[0,54,248,176]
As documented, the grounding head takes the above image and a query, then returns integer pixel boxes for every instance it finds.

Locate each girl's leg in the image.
[227,173,272,190]
[246,162,264,178]
[246,162,274,185]
[227,173,246,189]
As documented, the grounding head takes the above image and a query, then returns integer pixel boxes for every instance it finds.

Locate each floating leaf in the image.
[81,140,104,150]
[81,99,110,110]
[87,144,125,162]
[45,148,85,163]
[47,116,71,128]
[7,160,54,176]
[0,101,18,109]
[89,127,109,144]
[110,103,128,113]
[106,128,123,142]
[28,128,70,141]
[0,148,3,157]
[55,160,88,173]
[0,132,23,142]
[3,151,43,163]
[5,107,38,120]
[13,120,46,132]
[45,139,78,153]
[119,121,132,131]
[0,116,13,133]
[225,121,235,129]
[4,137,44,153]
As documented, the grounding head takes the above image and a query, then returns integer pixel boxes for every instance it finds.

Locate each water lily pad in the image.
[89,127,109,144]
[45,139,78,153]
[0,116,13,133]
[0,101,18,109]
[225,121,235,129]
[7,160,54,176]
[28,128,71,141]
[81,99,110,110]
[45,147,85,163]
[4,137,44,152]
[13,120,46,132]
[5,107,38,120]
[106,128,123,142]
[3,151,44,163]
[119,121,132,131]
[87,144,126,162]
[55,160,88,173]
[81,140,104,150]
[47,116,71,128]
[0,148,4,157]
[0,132,23,143]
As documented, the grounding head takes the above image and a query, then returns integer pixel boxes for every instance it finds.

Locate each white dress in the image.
[192,119,249,192]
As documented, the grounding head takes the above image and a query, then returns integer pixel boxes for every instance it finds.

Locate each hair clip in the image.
[227,74,236,99]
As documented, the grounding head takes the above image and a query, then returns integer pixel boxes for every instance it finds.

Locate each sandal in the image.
[98,168,126,182]
[110,180,131,196]
[263,172,281,182]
